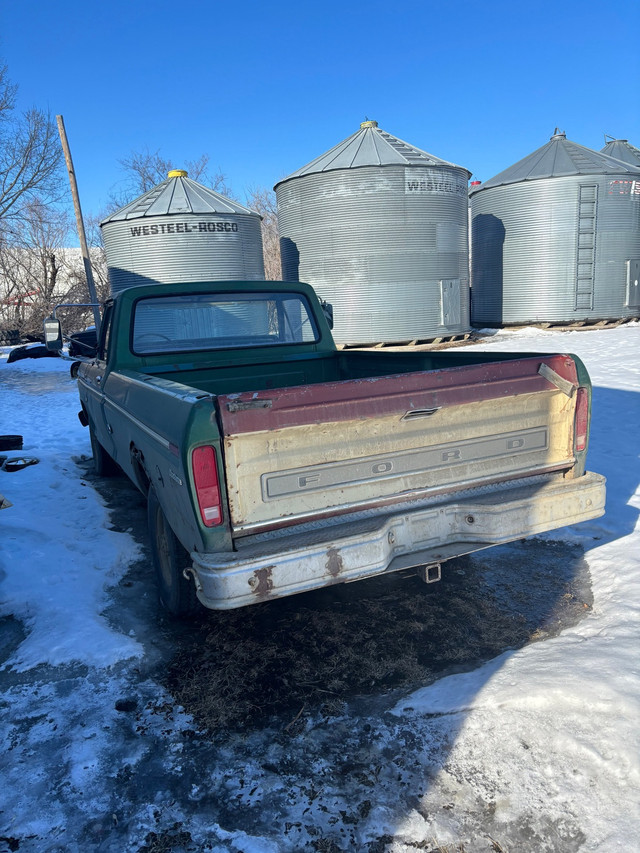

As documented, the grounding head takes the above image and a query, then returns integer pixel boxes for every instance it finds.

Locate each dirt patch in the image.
[164,538,592,735]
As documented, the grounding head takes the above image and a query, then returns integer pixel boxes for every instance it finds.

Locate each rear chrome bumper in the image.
[190,471,606,610]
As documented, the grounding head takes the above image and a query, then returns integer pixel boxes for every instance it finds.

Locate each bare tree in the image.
[0,63,64,222]
[0,198,107,337]
[0,61,70,338]
[109,148,233,211]
[246,186,281,280]
[0,63,17,116]
[0,199,74,335]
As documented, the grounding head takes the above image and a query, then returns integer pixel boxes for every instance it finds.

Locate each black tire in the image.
[0,435,23,451]
[89,423,119,477]
[147,487,198,616]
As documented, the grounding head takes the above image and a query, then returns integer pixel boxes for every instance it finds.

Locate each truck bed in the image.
[142,347,578,395]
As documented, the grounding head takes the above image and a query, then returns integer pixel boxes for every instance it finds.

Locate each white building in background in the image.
[0,246,107,340]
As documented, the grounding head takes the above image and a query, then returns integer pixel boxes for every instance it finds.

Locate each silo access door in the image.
[440,279,462,326]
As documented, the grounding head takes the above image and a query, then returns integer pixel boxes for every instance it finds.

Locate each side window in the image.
[98,306,113,361]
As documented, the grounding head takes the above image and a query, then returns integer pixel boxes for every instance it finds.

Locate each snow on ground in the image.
[0,355,142,671]
[0,323,639,852]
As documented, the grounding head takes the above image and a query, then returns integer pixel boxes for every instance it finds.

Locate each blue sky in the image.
[2,0,639,222]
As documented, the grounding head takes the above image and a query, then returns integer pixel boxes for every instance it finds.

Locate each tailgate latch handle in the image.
[538,363,577,398]
[402,407,441,420]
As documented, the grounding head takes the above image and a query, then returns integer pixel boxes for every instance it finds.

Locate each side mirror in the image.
[320,300,334,329]
[43,316,63,351]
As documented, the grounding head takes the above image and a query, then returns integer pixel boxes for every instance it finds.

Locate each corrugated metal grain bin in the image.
[101,171,265,293]
[601,137,640,169]
[470,131,640,325]
[275,121,472,345]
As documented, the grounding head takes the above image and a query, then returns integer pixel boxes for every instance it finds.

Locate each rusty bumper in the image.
[189,471,606,610]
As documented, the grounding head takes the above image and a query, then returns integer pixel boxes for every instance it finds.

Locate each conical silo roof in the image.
[600,138,640,168]
[275,120,471,188]
[472,130,640,193]
[101,171,258,223]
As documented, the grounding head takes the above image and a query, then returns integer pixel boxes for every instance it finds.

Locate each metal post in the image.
[56,115,101,333]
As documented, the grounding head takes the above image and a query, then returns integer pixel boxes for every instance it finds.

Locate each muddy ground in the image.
[0,460,594,852]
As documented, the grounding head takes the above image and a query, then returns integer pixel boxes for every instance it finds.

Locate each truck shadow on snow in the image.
[88,386,636,851]
[586,386,640,539]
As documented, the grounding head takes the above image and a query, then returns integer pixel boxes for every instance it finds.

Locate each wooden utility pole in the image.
[56,114,101,333]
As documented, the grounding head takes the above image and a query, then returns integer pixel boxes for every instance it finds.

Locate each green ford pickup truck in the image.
[48,280,606,614]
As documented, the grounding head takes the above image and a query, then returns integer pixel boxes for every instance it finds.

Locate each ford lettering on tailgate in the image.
[261,427,548,499]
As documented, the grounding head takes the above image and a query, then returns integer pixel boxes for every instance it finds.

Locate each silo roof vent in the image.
[472,131,640,192]
[101,174,258,223]
[275,121,470,188]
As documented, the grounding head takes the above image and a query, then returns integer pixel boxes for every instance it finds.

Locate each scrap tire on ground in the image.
[147,487,199,616]
[0,435,23,451]
[89,423,119,477]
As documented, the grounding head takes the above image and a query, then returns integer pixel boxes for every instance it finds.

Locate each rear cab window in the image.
[131,291,320,355]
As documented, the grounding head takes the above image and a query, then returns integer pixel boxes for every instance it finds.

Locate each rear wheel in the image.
[147,487,198,616]
[89,423,119,476]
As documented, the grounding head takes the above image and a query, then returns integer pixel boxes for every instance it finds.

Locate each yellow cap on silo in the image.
[168,170,188,178]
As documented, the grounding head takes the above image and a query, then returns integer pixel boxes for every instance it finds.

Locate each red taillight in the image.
[574,387,589,453]
[192,445,223,527]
